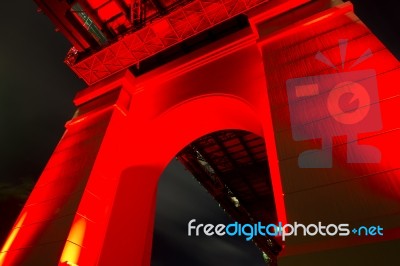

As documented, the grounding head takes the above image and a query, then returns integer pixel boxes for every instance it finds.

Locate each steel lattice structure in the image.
[66,0,267,84]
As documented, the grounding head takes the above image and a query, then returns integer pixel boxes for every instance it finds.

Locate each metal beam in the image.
[77,0,114,38]
[238,135,259,165]
[179,143,280,262]
[212,135,262,202]
[150,0,166,15]
[113,0,132,25]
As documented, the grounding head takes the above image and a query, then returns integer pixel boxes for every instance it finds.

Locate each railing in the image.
[66,0,268,84]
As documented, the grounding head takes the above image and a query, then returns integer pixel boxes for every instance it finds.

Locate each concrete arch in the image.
[126,93,264,167]
[99,93,270,265]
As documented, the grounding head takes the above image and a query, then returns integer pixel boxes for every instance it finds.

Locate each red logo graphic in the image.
[286,40,382,168]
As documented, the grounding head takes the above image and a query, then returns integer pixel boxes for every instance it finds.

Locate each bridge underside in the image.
[177,130,281,257]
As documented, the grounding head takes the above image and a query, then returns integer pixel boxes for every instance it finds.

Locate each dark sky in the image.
[0,0,84,244]
[0,1,398,265]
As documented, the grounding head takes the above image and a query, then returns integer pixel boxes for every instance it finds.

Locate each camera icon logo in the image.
[286,40,382,168]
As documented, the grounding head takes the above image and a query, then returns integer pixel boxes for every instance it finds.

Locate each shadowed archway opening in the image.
[152,129,281,265]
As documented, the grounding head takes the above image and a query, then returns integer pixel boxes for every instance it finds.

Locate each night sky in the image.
[0,1,398,265]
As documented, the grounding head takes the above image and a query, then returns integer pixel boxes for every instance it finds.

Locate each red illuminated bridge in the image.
[1,0,399,265]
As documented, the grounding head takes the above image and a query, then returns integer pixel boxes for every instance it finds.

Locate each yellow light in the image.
[59,218,87,266]
[0,212,27,265]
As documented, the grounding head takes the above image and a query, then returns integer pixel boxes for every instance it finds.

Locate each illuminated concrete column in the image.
[55,71,161,266]
[1,37,278,263]
[250,0,400,264]
[0,72,138,265]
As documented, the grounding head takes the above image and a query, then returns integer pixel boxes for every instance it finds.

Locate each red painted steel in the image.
[67,0,268,85]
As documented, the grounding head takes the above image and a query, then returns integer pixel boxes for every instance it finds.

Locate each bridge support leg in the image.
[0,72,158,266]
[250,1,400,264]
